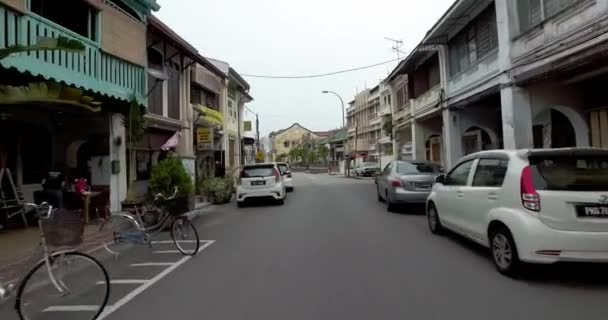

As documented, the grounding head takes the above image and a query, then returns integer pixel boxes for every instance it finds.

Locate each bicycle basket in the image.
[40,209,85,247]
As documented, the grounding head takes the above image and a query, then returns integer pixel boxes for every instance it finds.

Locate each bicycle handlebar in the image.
[153,186,179,202]
[24,202,53,219]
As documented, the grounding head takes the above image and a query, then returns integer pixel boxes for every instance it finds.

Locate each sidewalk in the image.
[1,200,212,285]
[0,224,114,285]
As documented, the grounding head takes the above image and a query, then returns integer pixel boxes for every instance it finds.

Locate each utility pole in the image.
[255,113,260,151]
[353,121,359,173]
[384,37,404,63]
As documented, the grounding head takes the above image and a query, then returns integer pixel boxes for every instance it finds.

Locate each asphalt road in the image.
[3,173,608,319]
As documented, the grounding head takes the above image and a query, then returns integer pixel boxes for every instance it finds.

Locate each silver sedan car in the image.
[375,160,443,211]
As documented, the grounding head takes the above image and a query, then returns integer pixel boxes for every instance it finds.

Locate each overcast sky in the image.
[156,0,455,136]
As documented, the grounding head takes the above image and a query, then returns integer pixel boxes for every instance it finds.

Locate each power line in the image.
[241,58,400,79]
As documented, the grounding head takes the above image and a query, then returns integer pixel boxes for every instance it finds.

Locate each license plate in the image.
[576,205,608,218]
[415,183,433,189]
[251,180,266,186]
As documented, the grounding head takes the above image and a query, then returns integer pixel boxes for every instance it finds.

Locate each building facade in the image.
[0,0,159,215]
[384,0,608,170]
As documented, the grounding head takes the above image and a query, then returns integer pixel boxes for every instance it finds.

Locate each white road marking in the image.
[130,262,174,267]
[97,240,215,320]
[43,305,104,312]
[151,240,209,244]
[152,250,181,254]
[97,280,148,285]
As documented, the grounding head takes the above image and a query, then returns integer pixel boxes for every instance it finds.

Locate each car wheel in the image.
[489,226,522,277]
[237,202,245,208]
[277,198,285,205]
[385,191,396,212]
[427,203,443,234]
[377,185,383,202]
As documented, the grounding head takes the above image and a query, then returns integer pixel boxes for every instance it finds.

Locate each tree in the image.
[317,145,330,166]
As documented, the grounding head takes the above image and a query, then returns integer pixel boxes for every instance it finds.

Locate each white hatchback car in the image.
[236,163,286,207]
[276,162,294,192]
[427,148,608,277]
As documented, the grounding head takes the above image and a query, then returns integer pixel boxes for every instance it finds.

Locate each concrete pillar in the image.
[109,113,127,212]
[442,109,463,169]
[500,86,534,149]
[411,120,426,161]
[495,0,517,71]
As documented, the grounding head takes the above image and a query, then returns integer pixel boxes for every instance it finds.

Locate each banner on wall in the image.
[197,127,214,150]
[243,121,252,132]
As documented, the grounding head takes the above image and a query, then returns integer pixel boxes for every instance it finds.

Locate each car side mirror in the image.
[435,175,445,184]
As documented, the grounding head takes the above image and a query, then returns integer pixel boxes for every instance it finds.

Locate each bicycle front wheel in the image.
[171,217,200,256]
[16,252,110,320]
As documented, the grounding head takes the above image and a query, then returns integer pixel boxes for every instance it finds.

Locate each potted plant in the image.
[148,155,194,215]
[201,173,234,204]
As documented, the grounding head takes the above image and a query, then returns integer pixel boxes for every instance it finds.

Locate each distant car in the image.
[277,162,294,192]
[427,148,608,277]
[376,160,442,211]
[236,163,286,207]
[356,162,381,177]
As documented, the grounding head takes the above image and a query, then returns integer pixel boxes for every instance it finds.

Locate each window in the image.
[448,4,498,76]
[31,0,98,41]
[397,162,441,175]
[242,165,276,178]
[529,155,608,191]
[518,0,577,33]
[167,61,181,120]
[396,86,408,108]
[283,141,290,148]
[382,162,393,175]
[191,86,203,105]
[106,0,142,22]
[472,159,509,187]
[445,160,474,186]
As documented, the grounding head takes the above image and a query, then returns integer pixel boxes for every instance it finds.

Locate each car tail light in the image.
[390,179,403,187]
[274,168,281,182]
[238,170,245,185]
[521,166,540,212]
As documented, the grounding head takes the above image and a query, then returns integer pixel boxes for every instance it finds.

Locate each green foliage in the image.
[277,153,288,162]
[200,169,235,204]
[148,156,193,199]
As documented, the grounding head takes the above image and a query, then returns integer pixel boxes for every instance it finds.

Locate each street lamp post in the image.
[322,90,347,175]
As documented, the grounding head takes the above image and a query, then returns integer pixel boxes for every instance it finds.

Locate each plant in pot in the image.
[148,155,194,215]
[201,168,236,204]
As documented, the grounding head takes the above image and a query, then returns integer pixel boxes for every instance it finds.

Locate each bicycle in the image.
[0,203,110,320]
[100,187,201,256]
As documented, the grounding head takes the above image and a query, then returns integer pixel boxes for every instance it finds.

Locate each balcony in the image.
[369,113,381,125]
[394,103,411,120]
[412,85,441,117]
[0,5,146,105]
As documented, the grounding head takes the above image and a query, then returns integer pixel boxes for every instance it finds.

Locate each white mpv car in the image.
[236,163,286,207]
[427,148,608,277]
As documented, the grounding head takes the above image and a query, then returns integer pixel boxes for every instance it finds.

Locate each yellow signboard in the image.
[197,105,223,127]
[196,127,213,150]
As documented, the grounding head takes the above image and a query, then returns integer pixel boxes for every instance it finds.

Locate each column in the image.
[442,109,463,169]
[500,86,534,149]
[109,113,127,212]
[411,120,425,161]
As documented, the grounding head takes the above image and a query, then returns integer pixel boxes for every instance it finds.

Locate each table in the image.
[81,191,102,224]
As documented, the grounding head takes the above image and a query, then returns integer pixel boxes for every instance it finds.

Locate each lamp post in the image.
[322,90,347,175]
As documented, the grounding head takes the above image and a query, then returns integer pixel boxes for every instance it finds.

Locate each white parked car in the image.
[427,148,608,277]
[276,162,294,192]
[236,163,286,207]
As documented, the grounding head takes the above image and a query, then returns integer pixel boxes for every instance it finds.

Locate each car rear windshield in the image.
[242,166,275,178]
[529,156,608,191]
[363,162,378,167]
[397,162,440,174]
